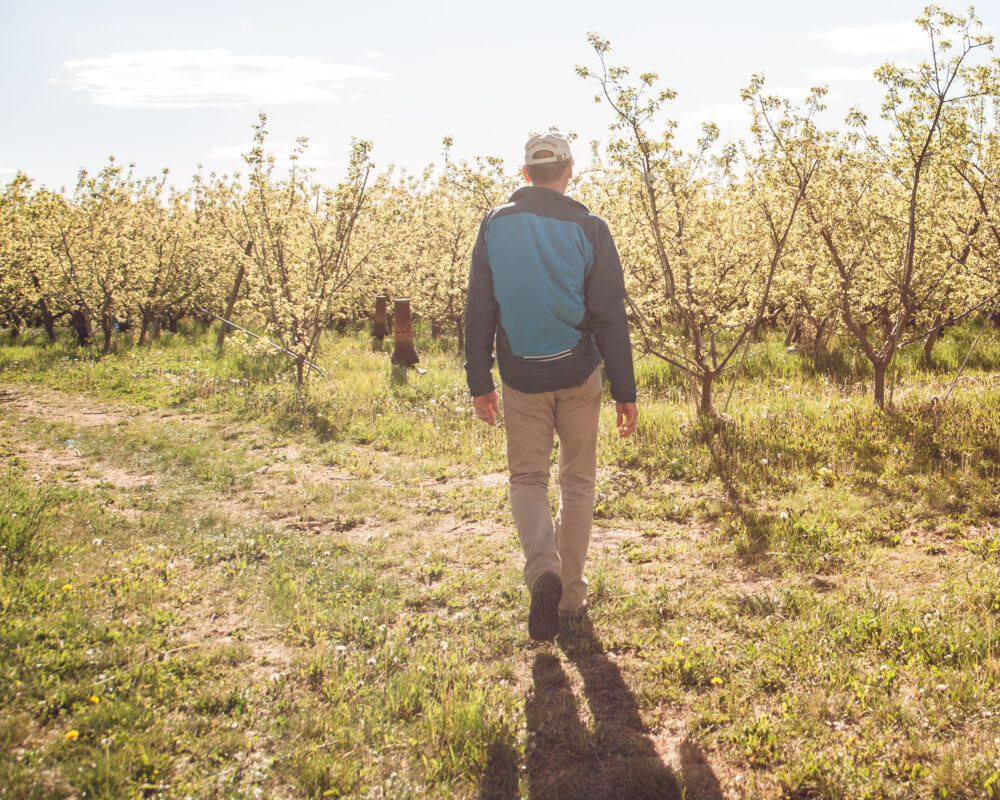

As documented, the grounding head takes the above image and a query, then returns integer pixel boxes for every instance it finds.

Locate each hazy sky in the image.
[0,0,986,191]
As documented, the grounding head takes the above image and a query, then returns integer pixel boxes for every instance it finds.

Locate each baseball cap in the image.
[524,133,573,166]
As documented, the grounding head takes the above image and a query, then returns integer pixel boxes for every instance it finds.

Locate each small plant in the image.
[0,477,55,574]
[733,715,778,767]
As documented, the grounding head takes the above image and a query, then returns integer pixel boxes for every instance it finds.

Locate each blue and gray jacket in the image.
[464,186,636,403]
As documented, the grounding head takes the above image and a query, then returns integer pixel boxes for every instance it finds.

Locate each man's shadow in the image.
[480,619,725,800]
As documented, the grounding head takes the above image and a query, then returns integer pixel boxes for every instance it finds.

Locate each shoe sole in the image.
[529,572,562,642]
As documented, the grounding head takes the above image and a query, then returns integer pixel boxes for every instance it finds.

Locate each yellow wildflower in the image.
[911,626,922,635]
[61,584,72,592]
[65,730,79,741]
[89,695,99,704]
[711,677,724,685]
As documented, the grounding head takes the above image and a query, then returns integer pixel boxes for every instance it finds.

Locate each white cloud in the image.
[682,103,748,125]
[809,21,927,55]
[364,50,383,60]
[810,63,917,82]
[62,49,388,108]
[811,65,879,82]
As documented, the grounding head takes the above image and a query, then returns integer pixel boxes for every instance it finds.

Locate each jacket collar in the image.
[509,185,589,212]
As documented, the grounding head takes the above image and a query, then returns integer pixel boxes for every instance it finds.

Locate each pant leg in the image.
[501,382,559,591]
[553,368,602,613]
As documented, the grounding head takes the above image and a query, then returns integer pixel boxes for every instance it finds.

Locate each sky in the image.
[0,0,991,192]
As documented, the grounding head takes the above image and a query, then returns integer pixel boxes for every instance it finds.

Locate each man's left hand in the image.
[616,402,638,438]
[473,390,499,426]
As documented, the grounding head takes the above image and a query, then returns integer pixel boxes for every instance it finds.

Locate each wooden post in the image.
[391,298,419,366]
[373,295,388,341]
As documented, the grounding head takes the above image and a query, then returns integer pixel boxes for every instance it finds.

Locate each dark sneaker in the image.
[528,572,562,642]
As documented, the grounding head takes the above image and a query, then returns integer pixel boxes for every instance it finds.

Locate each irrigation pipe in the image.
[199,309,326,378]
[941,295,999,405]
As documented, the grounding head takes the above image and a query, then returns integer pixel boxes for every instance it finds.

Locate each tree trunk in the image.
[784,315,799,347]
[101,316,113,354]
[698,372,714,417]
[814,317,832,353]
[29,275,56,343]
[873,361,888,410]
[922,315,942,365]
[372,295,388,341]
[456,315,464,350]
[431,321,442,339]
[38,299,55,343]
[138,308,153,346]
[216,262,247,352]
[295,357,305,387]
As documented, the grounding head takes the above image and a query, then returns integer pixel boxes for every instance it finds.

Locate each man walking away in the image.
[465,132,638,642]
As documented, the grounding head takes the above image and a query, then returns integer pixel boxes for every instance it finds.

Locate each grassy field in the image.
[1,322,999,799]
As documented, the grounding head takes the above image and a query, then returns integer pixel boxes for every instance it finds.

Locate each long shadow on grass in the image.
[516,620,722,800]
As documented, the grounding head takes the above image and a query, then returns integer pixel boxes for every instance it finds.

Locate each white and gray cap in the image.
[524,132,573,166]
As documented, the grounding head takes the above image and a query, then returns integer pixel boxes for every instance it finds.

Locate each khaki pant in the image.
[502,368,602,614]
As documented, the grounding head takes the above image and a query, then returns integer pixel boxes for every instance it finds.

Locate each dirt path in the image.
[1,381,741,797]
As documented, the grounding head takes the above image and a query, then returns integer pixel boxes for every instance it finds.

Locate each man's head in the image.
[523,132,573,190]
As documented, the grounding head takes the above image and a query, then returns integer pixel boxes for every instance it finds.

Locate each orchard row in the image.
[1,8,998,411]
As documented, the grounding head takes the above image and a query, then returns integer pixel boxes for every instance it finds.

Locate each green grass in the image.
[0,319,998,798]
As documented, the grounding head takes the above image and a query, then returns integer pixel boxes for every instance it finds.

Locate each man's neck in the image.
[530,182,567,195]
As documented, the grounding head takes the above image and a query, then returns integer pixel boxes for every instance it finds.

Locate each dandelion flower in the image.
[65,730,79,741]
[62,584,72,592]
[911,626,922,634]
[89,695,99,704]
[711,677,724,685]
[674,639,685,648]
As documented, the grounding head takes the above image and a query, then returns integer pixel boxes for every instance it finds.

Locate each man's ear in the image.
[522,165,532,183]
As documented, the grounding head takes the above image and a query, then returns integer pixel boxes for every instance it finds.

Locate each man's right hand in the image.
[616,402,638,438]
[473,390,499,426]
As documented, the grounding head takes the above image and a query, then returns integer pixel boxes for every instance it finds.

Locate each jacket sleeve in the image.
[464,217,498,396]
[585,221,637,403]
